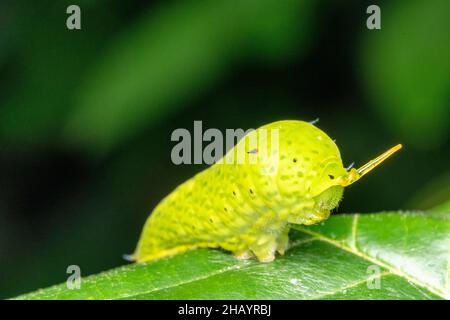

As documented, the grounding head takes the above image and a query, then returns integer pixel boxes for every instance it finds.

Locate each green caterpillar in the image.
[129,120,401,263]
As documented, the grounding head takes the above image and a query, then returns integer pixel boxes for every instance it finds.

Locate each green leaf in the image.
[14,211,450,300]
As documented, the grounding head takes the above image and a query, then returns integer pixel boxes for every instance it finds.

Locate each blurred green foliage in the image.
[0,0,448,298]
[361,0,450,149]
[65,0,314,154]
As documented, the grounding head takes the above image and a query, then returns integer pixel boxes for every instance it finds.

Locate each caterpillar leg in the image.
[252,244,277,262]
[251,237,277,263]
[276,225,290,255]
[233,250,254,260]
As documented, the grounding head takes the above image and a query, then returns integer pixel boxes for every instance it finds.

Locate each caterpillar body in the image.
[130,120,401,263]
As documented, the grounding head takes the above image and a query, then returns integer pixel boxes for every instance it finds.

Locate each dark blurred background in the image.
[0,0,448,298]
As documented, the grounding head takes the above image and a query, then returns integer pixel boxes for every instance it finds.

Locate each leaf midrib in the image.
[294,225,449,299]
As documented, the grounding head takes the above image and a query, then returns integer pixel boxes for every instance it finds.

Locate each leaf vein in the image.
[310,271,391,300]
[295,227,449,299]
[351,214,359,251]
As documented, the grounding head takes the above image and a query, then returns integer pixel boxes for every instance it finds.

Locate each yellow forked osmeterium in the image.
[130,120,402,263]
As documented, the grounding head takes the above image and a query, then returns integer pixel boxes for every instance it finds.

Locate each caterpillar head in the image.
[264,121,401,211]
[311,143,402,211]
